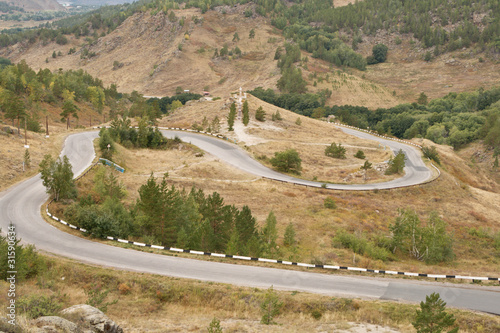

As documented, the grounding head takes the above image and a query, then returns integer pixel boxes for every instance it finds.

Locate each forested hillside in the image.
[251,86,500,151]
[1,0,498,59]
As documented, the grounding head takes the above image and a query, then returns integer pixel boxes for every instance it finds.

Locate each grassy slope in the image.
[1,255,499,332]
[158,100,500,278]
[45,98,500,280]
[0,5,418,109]
[3,4,500,108]
[0,101,105,192]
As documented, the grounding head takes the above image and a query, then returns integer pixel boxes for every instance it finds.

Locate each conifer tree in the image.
[228,103,236,131]
[260,286,283,325]
[262,211,278,256]
[283,223,296,247]
[242,100,249,126]
[412,293,458,333]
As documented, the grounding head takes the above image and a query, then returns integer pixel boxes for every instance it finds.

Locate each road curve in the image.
[160,126,433,190]
[1,130,499,315]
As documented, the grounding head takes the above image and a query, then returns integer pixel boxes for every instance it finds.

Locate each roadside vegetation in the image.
[1,242,499,332]
[250,86,500,151]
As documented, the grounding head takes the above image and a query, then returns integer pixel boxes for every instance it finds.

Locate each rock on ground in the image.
[61,305,123,333]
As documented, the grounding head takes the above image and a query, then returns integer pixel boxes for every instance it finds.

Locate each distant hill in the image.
[68,0,134,5]
[2,0,63,11]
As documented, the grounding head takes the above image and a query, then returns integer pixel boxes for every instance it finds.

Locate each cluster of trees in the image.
[249,87,321,116]
[65,171,293,258]
[334,209,454,264]
[0,226,45,281]
[390,209,454,264]
[270,0,500,55]
[282,25,367,71]
[275,43,308,94]
[39,155,76,202]
[99,118,180,158]
[251,85,500,151]
[146,92,202,114]
[0,59,120,131]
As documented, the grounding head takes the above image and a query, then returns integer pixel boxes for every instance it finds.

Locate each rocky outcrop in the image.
[32,305,123,333]
[34,316,78,333]
[61,305,123,333]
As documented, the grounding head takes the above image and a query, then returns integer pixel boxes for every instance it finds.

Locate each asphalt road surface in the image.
[1,130,498,315]
[160,126,433,190]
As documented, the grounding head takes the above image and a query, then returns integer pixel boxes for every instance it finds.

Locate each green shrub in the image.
[311,309,322,320]
[324,197,336,209]
[325,142,346,159]
[354,150,365,159]
[421,146,441,165]
[333,230,392,262]
[18,294,62,319]
[85,283,118,313]
[0,233,46,281]
[255,106,266,122]
[270,149,301,174]
[385,149,406,175]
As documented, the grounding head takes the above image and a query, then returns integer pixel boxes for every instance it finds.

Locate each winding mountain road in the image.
[1,128,499,315]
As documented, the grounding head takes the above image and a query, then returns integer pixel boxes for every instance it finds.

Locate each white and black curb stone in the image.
[46,206,500,283]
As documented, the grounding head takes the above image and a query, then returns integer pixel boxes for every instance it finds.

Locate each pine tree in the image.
[360,160,372,181]
[262,211,278,256]
[386,149,406,175]
[249,28,255,39]
[226,230,240,255]
[325,142,346,159]
[283,223,296,247]
[255,106,266,122]
[412,293,458,333]
[242,100,249,126]
[207,318,223,333]
[1,90,26,134]
[60,100,79,129]
[227,103,236,131]
[235,205,259,255]
[260,286,283,325]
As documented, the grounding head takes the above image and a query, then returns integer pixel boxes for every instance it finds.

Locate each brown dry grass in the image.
[47,107,499,279]
[159,95,396,184]
[353,31,500,103]
[0,100,107,193]
[1,4,498,110]
[1,255,498,332]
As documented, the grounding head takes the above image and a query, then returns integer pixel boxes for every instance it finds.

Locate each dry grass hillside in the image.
[0,4,465,109]
[161,94,397,184]
[0,101,105,192]
[3,6,283,97]
[1,3,499,108]
[353,30,500,102]
[3,256,500,332]
[44,97,500,279]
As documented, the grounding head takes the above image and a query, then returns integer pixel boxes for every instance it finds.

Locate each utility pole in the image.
[90,115,92,128]
[67,116,70,130]
[46,115,49,138]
